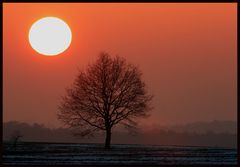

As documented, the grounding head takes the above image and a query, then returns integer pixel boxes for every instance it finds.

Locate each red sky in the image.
[3,3,237,128]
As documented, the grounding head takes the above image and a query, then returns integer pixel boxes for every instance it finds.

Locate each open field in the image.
[3,142,237,165]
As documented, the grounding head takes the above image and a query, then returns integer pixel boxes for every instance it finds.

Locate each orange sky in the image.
[3,3,237,128]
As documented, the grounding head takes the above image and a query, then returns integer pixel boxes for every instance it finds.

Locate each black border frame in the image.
[1,1,239,167]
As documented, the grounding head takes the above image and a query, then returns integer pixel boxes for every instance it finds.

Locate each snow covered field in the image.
[3,142,237,165]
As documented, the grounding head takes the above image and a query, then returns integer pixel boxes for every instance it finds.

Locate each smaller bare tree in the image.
[10,130,23,151]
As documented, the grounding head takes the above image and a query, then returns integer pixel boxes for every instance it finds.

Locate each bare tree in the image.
[10,130,23,151]
[58,52,153,149]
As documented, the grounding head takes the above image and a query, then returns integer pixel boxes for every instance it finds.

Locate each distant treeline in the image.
[3,121,237,148]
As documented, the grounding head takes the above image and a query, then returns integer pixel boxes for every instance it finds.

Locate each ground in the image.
[3,142,237,165]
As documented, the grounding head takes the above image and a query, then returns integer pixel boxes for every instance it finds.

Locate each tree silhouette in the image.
[10,130,23,151]
[58,52,152,149]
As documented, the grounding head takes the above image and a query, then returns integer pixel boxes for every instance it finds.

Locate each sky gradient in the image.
[3,3,237,128]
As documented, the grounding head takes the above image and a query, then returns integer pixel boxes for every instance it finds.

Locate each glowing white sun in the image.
[29,17,72,56]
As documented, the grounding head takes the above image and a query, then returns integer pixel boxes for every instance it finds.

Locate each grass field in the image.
[3,142,237,165]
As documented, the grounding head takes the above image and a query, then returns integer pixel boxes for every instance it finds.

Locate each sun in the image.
[29,17,72,56]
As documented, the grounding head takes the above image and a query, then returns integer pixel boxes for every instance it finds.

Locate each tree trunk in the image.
[105,128,111,149]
